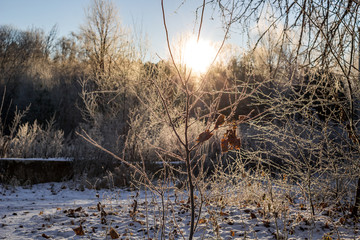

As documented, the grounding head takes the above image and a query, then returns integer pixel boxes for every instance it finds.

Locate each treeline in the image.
[0,25,82,135]
[0,22,141,158]
[0,21,239,157]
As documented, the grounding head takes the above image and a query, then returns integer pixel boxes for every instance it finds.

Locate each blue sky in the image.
[0,0,242,60]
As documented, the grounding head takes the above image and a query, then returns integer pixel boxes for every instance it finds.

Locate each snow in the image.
[0,182,359,239]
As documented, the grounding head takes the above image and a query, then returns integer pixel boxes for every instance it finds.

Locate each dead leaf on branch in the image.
[196,129,213,143]
[214,114,225,129]
[230,127,240,144]
[220,127,241,153]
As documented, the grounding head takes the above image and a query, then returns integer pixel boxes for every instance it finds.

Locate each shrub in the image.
[9,118,65,158]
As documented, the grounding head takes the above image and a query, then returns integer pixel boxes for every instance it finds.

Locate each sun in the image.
[182,36,217,74]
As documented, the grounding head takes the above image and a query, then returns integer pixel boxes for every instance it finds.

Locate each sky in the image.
[0,0,245,61]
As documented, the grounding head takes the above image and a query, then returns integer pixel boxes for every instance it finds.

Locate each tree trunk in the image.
[185,149,195,240]
[352,27,360,218]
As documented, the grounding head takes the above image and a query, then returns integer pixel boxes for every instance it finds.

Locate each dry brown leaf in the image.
[73,225,85,236]
[339,217,346,225]
[109,227,120,239]
[41,233,50,239]
[220,211,229,216]
[300,203,306,210]
[232,138,241,150]
[196,130,213,143]
[250,212,257,219]
[324,221,330,229]
[214,114,225,129]
[39,211,43,215]
[230,230,235,237]
[198,218,207,224]
[75,207,82,212]
[220,138,228,153]
[227,129,241,150]
[263,220,270,228]
[221,128,241,152]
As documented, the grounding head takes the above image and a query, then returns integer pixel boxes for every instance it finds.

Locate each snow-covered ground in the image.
[0,182,359,239]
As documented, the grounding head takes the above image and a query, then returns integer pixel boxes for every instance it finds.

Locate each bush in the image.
[9,118,65,158]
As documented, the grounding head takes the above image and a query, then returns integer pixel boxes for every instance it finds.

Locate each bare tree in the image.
[77,0,141,161]
[78,0,137,111]
[79,0,127,81]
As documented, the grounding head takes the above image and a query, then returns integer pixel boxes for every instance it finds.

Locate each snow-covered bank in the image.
[0,182,359,239]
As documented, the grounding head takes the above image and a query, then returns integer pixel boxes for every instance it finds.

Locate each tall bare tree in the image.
[79,0,127,82]
[77,0,141,165]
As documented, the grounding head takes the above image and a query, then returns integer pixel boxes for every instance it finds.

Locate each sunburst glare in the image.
[182,36,217,74]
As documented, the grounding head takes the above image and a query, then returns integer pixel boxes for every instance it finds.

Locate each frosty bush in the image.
[9,118,65,158]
